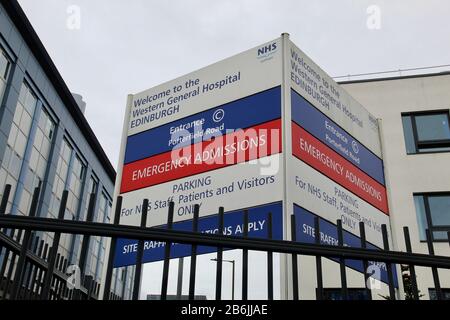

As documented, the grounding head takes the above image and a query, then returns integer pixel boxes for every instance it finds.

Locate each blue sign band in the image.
[114,202,283,267]
[291,89,385,185]
[125,86,282,164]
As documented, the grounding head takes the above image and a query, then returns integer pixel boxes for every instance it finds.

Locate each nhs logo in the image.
[257,42,278,61]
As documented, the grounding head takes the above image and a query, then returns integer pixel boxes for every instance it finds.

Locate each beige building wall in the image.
[341,73,450,299]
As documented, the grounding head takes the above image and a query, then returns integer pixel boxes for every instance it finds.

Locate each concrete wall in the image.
[342,74,450,299]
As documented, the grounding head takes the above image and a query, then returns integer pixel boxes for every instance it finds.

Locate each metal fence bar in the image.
[26,239,44,300]
[35,243,48,299]
[2,214,450,268]
[215,207,224,300]
[267,212,273,301]
[42,243,49,260]
[48,279,55,300]
[448,231,450,247]
[337,220,348,300]
[2,203,450,302]
[425,229,442,300]
[64,286,70,300]
[242,209,249,301]
[51,268,59,300]
[103,196,122,300]
[382,224,396,300]
[314,217,323,300]
[14,229,22,244]
[291,215,299,300]
[19,261,30,299]
[176,257,183,300]
[59,255,64,271]
[56,277,64,300]
[10,186,40,299]
[132,198,148,300]
[49,276,56,300]
[403,227,419,300]
[0,249,10,290]
[86,280,92,299]
[56,253,61,272]
[0,245,3,267]
[359,222,371,299]
[54,278,60,300]
[25,259,38,299]
[0,184,11,215]
[53,278,60,300]
[2,252,17,299]
[41,190,68,300]
[160,201,174,300]
[32,235,39,254]
[188,204,199,300]
[77,192,97,294]
[21,261,33,299]
[31,266,43,300]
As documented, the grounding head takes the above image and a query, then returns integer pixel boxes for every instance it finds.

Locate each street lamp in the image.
[211,258,235,300]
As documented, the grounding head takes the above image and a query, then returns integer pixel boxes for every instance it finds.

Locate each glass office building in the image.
[0,1,134,299]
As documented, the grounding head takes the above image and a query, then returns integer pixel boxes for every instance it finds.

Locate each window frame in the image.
[402,110,450,154]
[414,192,450,242]
[0,50,11,81]
[0,41,14,109]
[429,288,450,300]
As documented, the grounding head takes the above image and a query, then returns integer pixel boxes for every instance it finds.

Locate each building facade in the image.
[0,1,134,299]
[341,72,450,300]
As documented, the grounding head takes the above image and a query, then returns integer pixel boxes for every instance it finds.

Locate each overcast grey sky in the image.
[17,0,450,168]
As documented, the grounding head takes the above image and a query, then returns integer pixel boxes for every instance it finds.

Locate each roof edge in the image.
[337,71,450,85]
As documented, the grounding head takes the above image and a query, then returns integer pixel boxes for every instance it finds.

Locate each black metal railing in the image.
[0,184,450,300]
[0,185,101,300]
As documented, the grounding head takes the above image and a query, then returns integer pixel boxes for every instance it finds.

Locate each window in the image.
[67,155,86,217]
[69,174,98,264]
[322,288,371,300]
[48,139,72,219]
[429,288,450,300]
[0,82,38,214]
[80,175,98,222]
[48,138,87,262]
[0,51,10,78]
[0,49,11,103]
[16,109,55,216]
[414,193,450,241]
[86,191,112,282]
[402,111,450,154]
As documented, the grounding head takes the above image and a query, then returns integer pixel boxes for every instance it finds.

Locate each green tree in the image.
[379,264,424,300]
[400,264,424,300]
